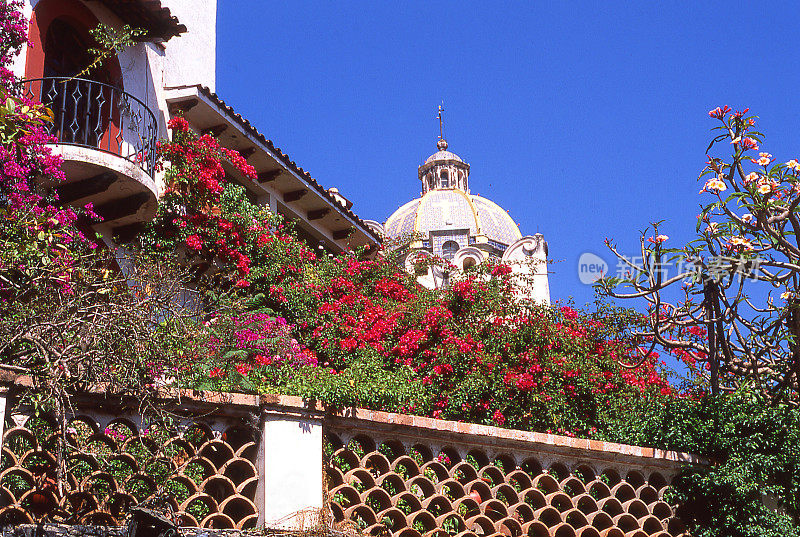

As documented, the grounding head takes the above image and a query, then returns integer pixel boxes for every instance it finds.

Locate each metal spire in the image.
[437,102,448,151]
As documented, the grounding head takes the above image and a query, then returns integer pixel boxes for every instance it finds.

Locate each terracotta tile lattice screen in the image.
[0,411,259,529]
[325,431,688,537]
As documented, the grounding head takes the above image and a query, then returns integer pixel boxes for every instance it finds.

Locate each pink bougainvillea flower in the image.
[492,410,506,426]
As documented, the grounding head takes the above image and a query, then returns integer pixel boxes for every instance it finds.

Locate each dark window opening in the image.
[440,170,449,188]
[442,240,459,260]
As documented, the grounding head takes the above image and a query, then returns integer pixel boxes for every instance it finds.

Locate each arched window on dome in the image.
[442,240,459,261]
[440,170,450,188]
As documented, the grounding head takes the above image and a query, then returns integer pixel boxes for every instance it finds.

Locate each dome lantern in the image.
[418,105,471,194]
[418,143,471,194]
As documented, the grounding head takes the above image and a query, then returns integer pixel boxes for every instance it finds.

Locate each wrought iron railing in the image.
[20,77,158,177]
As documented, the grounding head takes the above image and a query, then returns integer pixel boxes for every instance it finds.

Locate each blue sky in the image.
[217,1,800,309]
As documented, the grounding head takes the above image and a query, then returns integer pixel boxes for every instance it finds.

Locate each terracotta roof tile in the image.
[192,85,382,244]
[97,0,187,41]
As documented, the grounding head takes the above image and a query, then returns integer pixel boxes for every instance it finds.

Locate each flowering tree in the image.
[599,106,800,400]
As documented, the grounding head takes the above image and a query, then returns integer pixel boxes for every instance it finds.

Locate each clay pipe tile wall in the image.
[0,409,259,529]
[323,408,697,537]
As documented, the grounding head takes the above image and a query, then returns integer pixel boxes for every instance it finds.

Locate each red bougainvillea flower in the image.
[560,306,579,320]
[185,234,203,251]
[492,410,506,426]
[491,263,512,276]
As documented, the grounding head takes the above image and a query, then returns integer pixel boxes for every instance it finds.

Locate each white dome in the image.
[425,150,463,164]
[384,189,522,246]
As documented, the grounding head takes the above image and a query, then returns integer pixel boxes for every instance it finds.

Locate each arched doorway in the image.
[43,18,93,79]
[25,0,122,83]
[24,0,123,150]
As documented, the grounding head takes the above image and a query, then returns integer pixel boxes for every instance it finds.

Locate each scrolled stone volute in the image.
[502,234,550,304]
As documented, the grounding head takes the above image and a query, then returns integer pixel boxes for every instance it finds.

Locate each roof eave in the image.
[163,85,382,252]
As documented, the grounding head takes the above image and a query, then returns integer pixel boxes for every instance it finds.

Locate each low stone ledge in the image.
[0,374,701,468]
[324,406,703,469]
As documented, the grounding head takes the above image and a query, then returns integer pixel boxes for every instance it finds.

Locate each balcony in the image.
[21,77,160,229]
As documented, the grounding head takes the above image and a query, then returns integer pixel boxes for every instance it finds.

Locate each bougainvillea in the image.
[137,116,261,283]
[0,0,675,440]
[4,2,800,532]
[132,114,676,437]
[0,0,26,86]
[0,3,99,301]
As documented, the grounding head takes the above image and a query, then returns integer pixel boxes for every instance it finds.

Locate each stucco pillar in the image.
[0,386,10,443]
[259,408,324,530]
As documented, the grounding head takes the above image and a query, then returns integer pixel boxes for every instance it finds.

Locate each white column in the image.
[0,386,10,442]
[259,411,324,530]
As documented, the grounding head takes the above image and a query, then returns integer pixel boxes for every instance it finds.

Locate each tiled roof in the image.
[97,0,187,41]
[192,85,382,245]
[384,191,521,247]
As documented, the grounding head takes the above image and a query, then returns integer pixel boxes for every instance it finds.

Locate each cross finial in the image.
[437,103,448,151]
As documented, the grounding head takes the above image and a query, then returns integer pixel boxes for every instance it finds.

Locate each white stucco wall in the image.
[502,234,551,304]
[260,411,324,529]
[9,1,33,79]
[161,0,217,91]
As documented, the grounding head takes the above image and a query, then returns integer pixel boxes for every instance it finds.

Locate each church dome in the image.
[425,150,463,164]
[385,115,522,258]
[384,189,522,247]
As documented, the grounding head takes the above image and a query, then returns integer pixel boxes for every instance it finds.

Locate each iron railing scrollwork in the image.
[20,77,158,177]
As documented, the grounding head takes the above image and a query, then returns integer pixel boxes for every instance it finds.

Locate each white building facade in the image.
[11,0,379,253]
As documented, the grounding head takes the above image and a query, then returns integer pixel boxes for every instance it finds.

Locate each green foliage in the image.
[76,24,146,79]
[0,95,53,145]
[281,357,431,413]
[608,387,800,537]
